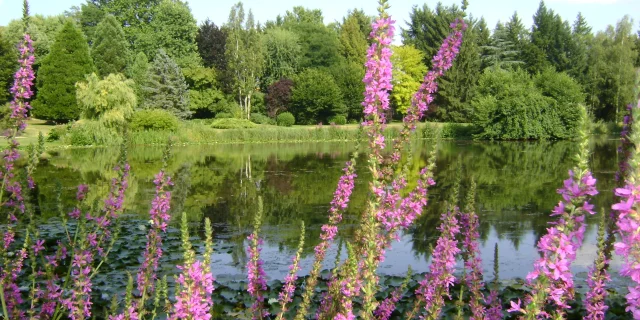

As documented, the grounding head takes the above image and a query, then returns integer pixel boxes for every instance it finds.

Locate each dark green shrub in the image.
[329,115,347,125]
[130,109,180,131]
[211,118,257,129]
[276,112,295,127]
[251,113,274,125]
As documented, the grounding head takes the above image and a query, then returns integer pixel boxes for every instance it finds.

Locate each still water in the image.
[30,137,625,293]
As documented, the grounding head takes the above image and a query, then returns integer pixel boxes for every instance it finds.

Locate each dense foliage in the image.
[276,111,295,127]
[32,20,94,122]
[0,0,636,132]
[142,49,191,119]
[0,29,17,104]
[76,72,136,127]
[130,109,180,131]
[471,68,584,140]
[91,14,129,76]
[290,68,345,124]
[211,117,257,129]
[265,78,294,118]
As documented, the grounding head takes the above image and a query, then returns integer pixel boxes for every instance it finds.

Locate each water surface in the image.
[31,138,624,292]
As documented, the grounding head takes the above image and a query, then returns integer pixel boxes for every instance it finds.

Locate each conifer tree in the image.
[127,51,149,104]
[92,14,130,77]
[142,49,191,119]
[32,21,94,122]
[569,12,592,86]
[527,1,574,73]
[339,12,369,65]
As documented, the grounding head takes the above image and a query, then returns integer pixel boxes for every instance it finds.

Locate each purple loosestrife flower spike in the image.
[516,106,598,319]
[137,169,173,311]
[247,197,268,320]
[612,89,640,318]
[375,267,412,320]
[407,208,461,320]
[584,211,610,320]
[460,181,487,320]
[170,261,215,320]
[276,222,305,320]
[0,31,34,320]
[9,33,35,133]
[169,212,215,320]
[294,159,357,320]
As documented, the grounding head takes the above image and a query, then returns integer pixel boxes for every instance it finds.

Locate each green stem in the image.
[0,282,9,320]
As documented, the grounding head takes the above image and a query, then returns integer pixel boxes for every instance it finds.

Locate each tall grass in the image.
[61,121,476,146]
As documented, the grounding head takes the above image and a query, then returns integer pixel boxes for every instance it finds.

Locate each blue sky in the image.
[0,0,638,39]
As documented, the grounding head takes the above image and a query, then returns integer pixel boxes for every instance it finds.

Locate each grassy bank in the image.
[41,120,478,147]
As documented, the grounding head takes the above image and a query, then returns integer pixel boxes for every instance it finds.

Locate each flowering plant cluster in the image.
[2,0,640,319]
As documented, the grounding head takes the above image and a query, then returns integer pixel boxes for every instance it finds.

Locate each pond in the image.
[28,137,625,299]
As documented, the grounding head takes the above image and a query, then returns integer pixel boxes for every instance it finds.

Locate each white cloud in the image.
[548,0,620,4]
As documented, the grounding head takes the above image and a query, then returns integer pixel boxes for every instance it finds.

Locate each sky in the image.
[0,0,638,40]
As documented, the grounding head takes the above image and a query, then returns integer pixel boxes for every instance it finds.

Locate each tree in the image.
[402,2,464,67]
[79,0,161,51]
[288,22,341,69]
[262,28,301,87]
[127,52,149,104]
[225,2,264,119]
[328,60,365,121]
[265,78,294,117]
[282,7,324,25]
[76,73,136,127]
[142,49,191,119]
[76,2,105,43]
[568,13,592,87]
[391,45,426,115]
[4,14,67,63]
[585,16,638,121]
[91,14,130,76]
[527,1,574,73]
[32,21,94,122]
[504,12,528,62]
[136,0,200,67]
[338,11,369,65]
[482,22,523,69]
[436,16,485,122]
[0,29,18,104]
[183,66,228,118]
[290,68,345,124]
[196,19,227,71]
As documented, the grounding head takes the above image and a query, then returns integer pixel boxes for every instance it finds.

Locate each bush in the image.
[130,109,180,131]
[276,112,295,127]
[46,125,68,142]
[329,115,347,125]
[63,120,122,146]
[211,118,257,129]
[471,68,584,140]
[251,113,274,125]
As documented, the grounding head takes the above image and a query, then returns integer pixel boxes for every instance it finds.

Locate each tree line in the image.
[0,0,637,128]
